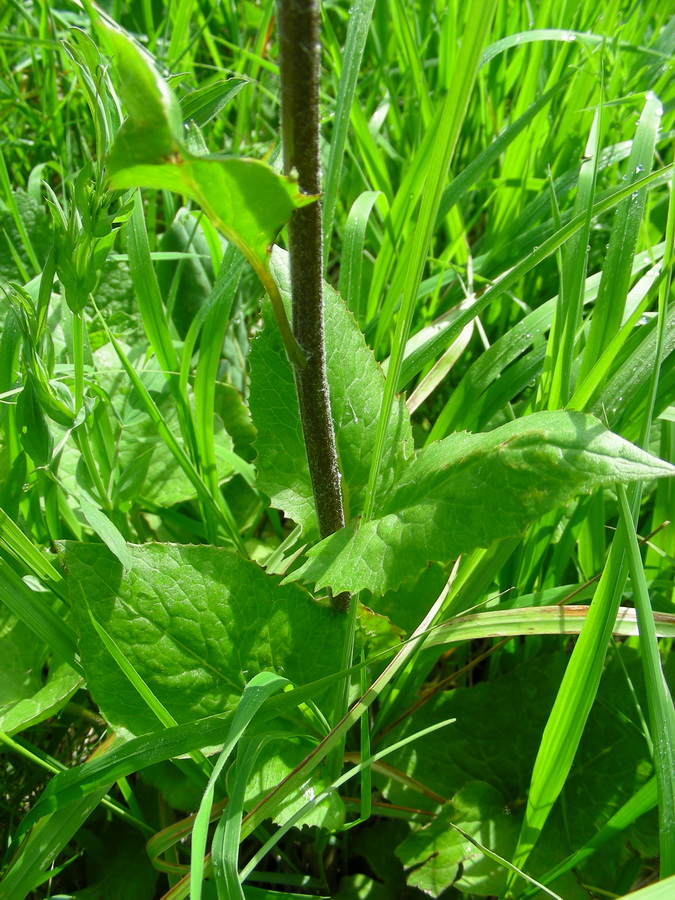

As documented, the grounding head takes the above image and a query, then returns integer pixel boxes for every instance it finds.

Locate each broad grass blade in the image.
[618,484,675,876]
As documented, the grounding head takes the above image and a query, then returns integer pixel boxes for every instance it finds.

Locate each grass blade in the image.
[94,304,245,552]
[0,560,82,675]
[545,104,601,408]
[617,483,675,876]
[578,92,662,381]
[363,0,499,520]
[521,777,658,898]
[398,164,672,393]
[0,790,110,900]
[507,526,633,886]
[322,0,377,264]
[338,189,380,319]
[190,673,287,900]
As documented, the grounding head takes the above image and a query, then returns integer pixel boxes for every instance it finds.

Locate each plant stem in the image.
[277,0,349,612]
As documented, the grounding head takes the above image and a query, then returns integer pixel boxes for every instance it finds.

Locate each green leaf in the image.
[65,542,347,736]
[0,588,83,736]
[117,390,236,508]
[74,818,159,900]
[364,0,498,513]
[101,24,184,170]
[180,78,248,128]
[102,24,314,367]
[0,187,51,280]
[578,92,662,382]
[395,783,521,897]
[618,483,675,876]
[190,672,290,900]
[110,156,309,275]
[381,649,668,897]
[322,0,378,261]
[0,658,82,737]
[79,497,132,573]
[0,613,47,711]
[0,789,111,900]
[337,190,380,318]
[241,737,345,829]
[16,374,52,466]
[249,248,414,537]
[292,410,674,595]
[0,561,82,675]
[617,874,675,900]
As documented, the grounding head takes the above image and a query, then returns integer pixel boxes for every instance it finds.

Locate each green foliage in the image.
[66,542,346,736]
[1,1,675,899]
[249,248,414,538]
[294,410,674,595]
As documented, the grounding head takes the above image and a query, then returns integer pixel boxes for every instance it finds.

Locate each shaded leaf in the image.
[381,649,669,896]
[396,783,521,897]
[16,375,52,466]
[241,737,345,830]
[0,614,47,711]
[74,818,159,900]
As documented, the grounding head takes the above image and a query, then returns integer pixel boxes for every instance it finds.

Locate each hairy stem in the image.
[277,0,349,612]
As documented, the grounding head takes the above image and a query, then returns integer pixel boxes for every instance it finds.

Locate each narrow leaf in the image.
[618,483,675,876]
[181,78,247,127]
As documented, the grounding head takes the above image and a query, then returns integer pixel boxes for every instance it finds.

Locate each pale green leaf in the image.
[101,23,183,170]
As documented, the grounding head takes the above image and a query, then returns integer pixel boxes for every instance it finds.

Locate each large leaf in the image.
[89,343,235,508]
[102,23,314,366]
[249,248,414,537]
[0,613,46,709]
[291,411,675,595]
[75,819,159,900]
[395,783,521,897]
[65,542,346,736]
[241,737,345,830]
[382,649,667,897]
